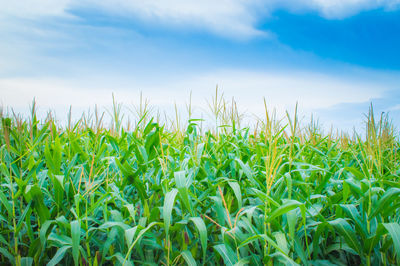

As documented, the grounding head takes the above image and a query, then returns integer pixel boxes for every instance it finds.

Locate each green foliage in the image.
[0,102,399,265]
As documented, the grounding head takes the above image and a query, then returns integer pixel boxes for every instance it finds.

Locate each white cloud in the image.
[0,0,71,18]
[1,0,399,38]
[0,68,393,124]
[82,0,267,39]
[290,0,400,19]
[0,0,267,39]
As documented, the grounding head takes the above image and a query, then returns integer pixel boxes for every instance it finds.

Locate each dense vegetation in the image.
[1,97,400,265]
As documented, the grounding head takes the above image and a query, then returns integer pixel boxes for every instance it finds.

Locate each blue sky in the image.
[1,0,400,131]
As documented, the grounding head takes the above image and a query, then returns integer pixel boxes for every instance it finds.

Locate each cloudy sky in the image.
[1,0,400,131]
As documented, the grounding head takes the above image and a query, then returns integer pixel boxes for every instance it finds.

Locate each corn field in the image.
[0,97,400,265]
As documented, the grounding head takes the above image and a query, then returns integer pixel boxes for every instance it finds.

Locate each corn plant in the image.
[0,100,399,266]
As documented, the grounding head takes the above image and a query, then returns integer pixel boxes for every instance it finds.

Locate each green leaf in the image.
[54,174,64,189]
[228,181,242,210]
[364,224,386,256]
[175,171,193,216]
[267,200,303,222]
[370,188,400,219]
[163,189,178,239]
[239,234,298,265]
[0,190,12,217]
[47,246,71,266]
[214,244,238,266]
[343,166,365,180]
[24,184,50,224]
[20,257,34,266]
[234,258,251,266]
[181,250,197,266]
[123,222,161,265]
[383,223,400,261]
[294,236,309,266]
[274,232,289,255]
[286,209,297,242]
[102,228,118,261]
[189,217,207,261]
[125,226,138,247]
[111,253,133,266]
[312,222,328,260]
[329,218,362,255]
[71,220,81,265]
[175,170,187,188]
[340,204,367,238]
[0,247,15,264]
[16,201,32,234]
[97,221,130,231]
[116,159,148,202]
[40,220,55,251]
[235,159,262,188]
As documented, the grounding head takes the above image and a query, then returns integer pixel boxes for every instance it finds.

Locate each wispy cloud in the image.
[0,0,267,39]
[280,0,400,19]
[81,0,268,39]
[0,0,71,18]
[1,0,399,38]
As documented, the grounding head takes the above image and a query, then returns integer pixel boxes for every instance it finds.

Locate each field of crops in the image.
[1,99,400,265]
